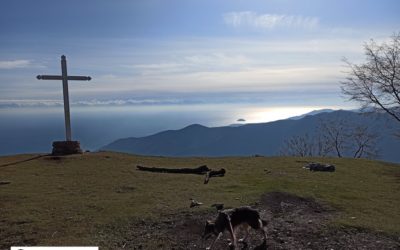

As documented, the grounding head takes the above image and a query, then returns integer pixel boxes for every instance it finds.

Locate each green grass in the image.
[0,152,399,247]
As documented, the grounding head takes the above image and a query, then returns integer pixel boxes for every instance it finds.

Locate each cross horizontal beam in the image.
[37,75,91,81]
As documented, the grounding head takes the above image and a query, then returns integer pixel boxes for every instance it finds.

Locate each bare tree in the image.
[350,125,379,158]
[280,133,315,157]
[318,119,348,158]
[341,33,400,123]
[280,119,380,159]
[315,132,331,157]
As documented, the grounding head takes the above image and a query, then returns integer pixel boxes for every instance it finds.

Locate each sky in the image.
[1,0,399,125]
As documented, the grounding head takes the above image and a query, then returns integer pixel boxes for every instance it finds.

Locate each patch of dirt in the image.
[259,192,329,215]
[44,156,64,161]
[0,220,38,249]
[115,185,136,193]
[95,192,400,249]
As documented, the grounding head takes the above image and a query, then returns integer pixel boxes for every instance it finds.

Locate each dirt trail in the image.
[96,192,399,249]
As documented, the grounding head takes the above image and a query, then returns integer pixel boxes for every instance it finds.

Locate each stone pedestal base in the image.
[52,141,82,155]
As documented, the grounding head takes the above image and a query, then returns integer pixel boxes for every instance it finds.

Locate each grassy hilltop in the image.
[0,152,399,249]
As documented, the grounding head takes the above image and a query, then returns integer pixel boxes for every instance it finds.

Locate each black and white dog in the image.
[203,206,267,250]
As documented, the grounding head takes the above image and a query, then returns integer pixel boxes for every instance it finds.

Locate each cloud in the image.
[0,98,185,108]
[79,64,342,100]
[124,53,252,75]
[0,99,63,108]
[1,35,369,105]
[125,63,185,75]
[0,60,32,69]
[223,12,319,30]
[73,99,183,106]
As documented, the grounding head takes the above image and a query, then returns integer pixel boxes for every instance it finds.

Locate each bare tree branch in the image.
[317,118,348,158]
[280,133,315,157]
[341,33,400,123]
[350,125,380,159]
[280,118,380,159]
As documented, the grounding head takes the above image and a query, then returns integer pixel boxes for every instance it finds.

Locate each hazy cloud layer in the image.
[223,12,319,30]
[0,36,367,109]
[0,60,32,69]
[0,98,189,108]
[1,0,398,114]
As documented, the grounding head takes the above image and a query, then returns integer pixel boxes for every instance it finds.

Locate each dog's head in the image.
[202,220,216,239]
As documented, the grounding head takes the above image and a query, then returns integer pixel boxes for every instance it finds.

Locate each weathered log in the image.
[137,165,226,184]
[204,168,226,184]
[210,168,226,177]
[136,165,210,174]
[304,163,335,172]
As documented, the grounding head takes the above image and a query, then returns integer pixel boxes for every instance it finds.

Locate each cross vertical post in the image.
[37,55,91,155]
[61,55,72,141]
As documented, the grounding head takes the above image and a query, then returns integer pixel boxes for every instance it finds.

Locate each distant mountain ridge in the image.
[101,110,400,163]
[288,109,335,120]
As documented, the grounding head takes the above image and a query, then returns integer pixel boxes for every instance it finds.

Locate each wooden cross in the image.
[37,55,91,141]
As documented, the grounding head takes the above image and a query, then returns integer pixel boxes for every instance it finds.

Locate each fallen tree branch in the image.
[136,165,210,174]
[136,165,226,184]
[204,168,226,184]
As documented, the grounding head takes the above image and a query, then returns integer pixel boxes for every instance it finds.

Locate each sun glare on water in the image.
[242,106,332,124]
